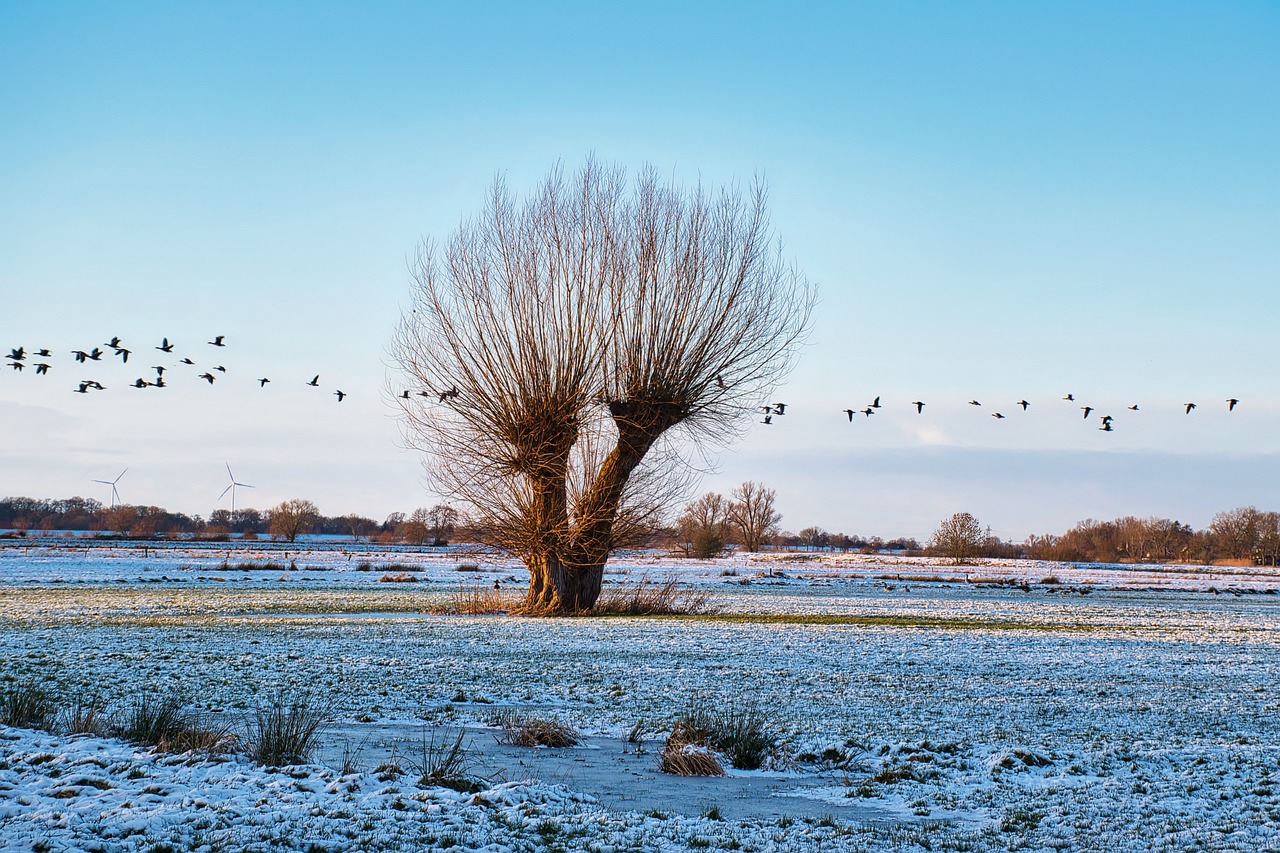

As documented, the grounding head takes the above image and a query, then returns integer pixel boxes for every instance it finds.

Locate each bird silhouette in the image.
[762,414,772,424]
[35,349,51,358]
[132,378,149,388]
[861,407,875,417]
[213,365,226,373]
[180,357,195,365]
[8,362,23,371]
[968,400,981,407]
[259,378,270,387]
[1227,398,1239,411]
[715,375,726,389]
[308,375,320,387]
[772,402,787,415]
[992,412,1005,419]
[7,347,24,361]
[1100,421,1114,432]
[871,396,881,408]
[199,372,216,384]
[152,366,165,376]
[1081,406,1093,419]
[153,376,166,388]
[156,337,174,353]
[106,337,122,349]
[73,383,89,394]
[843,408,855,421]
[209,335,226,347]
[34,363,49,375]
[401,390,411,399]
[1100,414,1114,426]
[1063,394,1074,401]
[334,390,346,402]
[115,348,130,363]
[1127,404,1140,411]
[440,385,459,402]
[86,381,104,390]
[72,350,89,363]
[1017,400,1030,410]
[88,348,103,361]
[1185,403,1196,414]
[912,401,925,413]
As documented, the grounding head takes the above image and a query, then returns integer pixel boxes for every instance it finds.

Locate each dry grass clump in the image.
[448,584,518,615]
[117,692,236,754]
[493,711,580,747]
[658,702,777,772]
[410,729,486,792]
[59,694,111,736]
[659,720,724,776]
[245,689,332,766]
[594,575,719,616]
[379,572,421,583]
[0,679,57,730]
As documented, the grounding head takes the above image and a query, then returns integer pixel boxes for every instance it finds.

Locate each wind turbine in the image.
[219,464,254,513]
[92,468,128,509]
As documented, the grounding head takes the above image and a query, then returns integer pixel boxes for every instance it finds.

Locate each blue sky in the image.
[1,1,1277,540]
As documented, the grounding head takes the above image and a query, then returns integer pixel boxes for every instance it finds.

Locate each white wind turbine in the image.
[92,468,128,509]
[219,463,254,513]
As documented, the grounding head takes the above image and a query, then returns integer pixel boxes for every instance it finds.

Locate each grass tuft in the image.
[410,728,486,792]
[0,679,57,730]
[595,575,719,616]
[658,721,724,776]
[448,584,517,615]
[245,689,332,766]
[492,711,579,747]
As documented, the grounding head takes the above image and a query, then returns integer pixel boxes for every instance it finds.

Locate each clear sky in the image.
[1,1,1277,541]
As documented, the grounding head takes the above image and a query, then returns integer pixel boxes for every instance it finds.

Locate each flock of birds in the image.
[4,336,356,402]
[3,336,1247,435]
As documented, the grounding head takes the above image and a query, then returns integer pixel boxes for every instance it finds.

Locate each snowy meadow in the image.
[3,539,1280,851]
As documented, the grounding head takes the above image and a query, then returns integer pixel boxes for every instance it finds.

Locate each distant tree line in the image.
[0,496,466,545]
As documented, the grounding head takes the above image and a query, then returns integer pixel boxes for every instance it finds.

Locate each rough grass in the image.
[58,694,111,736]
[678,702,777,770]
[245,690,332,766]
[594,575,718,616]
[492,711,580,747]
[116,693,235,754]
[0,679,56,730]
[378,572,421,583]
[448,584,518,615]
[659,721,724,776]
[410,729,485,793]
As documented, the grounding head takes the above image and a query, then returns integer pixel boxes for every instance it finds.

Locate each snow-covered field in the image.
[4,539,1280,851]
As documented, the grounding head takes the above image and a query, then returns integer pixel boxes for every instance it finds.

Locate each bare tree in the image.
[268,499,319,543]
[394,158,813,614]
[798,525,829,551]
[676,491,731,559]
[426,503,460,545]
[929,512,985,565]
[727,481,782,553]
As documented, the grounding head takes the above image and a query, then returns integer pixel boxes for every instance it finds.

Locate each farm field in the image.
[3,540,1280,851]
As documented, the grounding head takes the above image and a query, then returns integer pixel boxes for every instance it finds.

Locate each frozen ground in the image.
[3,539,1280,851]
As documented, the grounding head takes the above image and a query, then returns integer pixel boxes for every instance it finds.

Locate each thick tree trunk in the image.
[523,551,605,614]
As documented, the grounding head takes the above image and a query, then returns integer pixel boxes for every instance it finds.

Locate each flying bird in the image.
[715,375,726,389]
[7,347,24,361]
[8,361,23,371]
[132,378,149,389]
[771,403,787,415]
[259,378,270,387]
[35,349,51,358]
[180,357,195,365]
[968,400,981,407]
[73,383,89,394]
[992,412,1005,419]
[72,349,89,363]
[1100,421,1114,432]
[34,363,50,375]
[1185,403,1196,414]
[762,414,772,424]
[334,390,346,402]
[213,365,226,373]
[153,377,166,388]
[843,409,855,422]
[401,390,412,399]
[912,401,925,413]
[156,337,174,352]
[1127,405,1139,411]
[86,380,104,390]
[1100,414,1114,426]
[308,375,320,387]
[1227,398,1239,411]
[1081,406,1093,419]
[88,348,103,361]
[1063,394,1075,401]
[199,372,216,384]
[106,337,122,349]
[871,396,881,408]
[115,348,130,363]
[1017,400,1030,411]
[208,335,226,347]
[439,384,459,403]
[861,407,875,417]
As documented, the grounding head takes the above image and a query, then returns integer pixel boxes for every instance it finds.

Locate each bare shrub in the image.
[0,679,56,730]
[659,721,724,776]
[493,711,579,747]
[594,575,718,616]
[246,690,332,766]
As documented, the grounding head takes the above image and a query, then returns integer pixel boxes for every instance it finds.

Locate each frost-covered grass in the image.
[4,541,1280,850]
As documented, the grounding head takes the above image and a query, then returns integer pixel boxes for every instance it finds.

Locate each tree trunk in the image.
[523,551,605,614]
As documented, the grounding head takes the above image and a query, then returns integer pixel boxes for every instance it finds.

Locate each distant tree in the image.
[426,503,459,545]
[1210,506,1264,560]
[401,507,432,545]
[929,512,985,565]
[728,482,782,553]
[676,492,731,559]
[268,499,320,543]
[104,505,137,535]
[392,159,813,614]
[798,526,829,551]
[345,513,377,541]
[382,512,406,533]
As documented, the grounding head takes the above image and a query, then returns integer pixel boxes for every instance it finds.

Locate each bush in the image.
[0,679,56,730]
[659,721,724,776]
[246,690,332,766]
[492,711,579,747]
